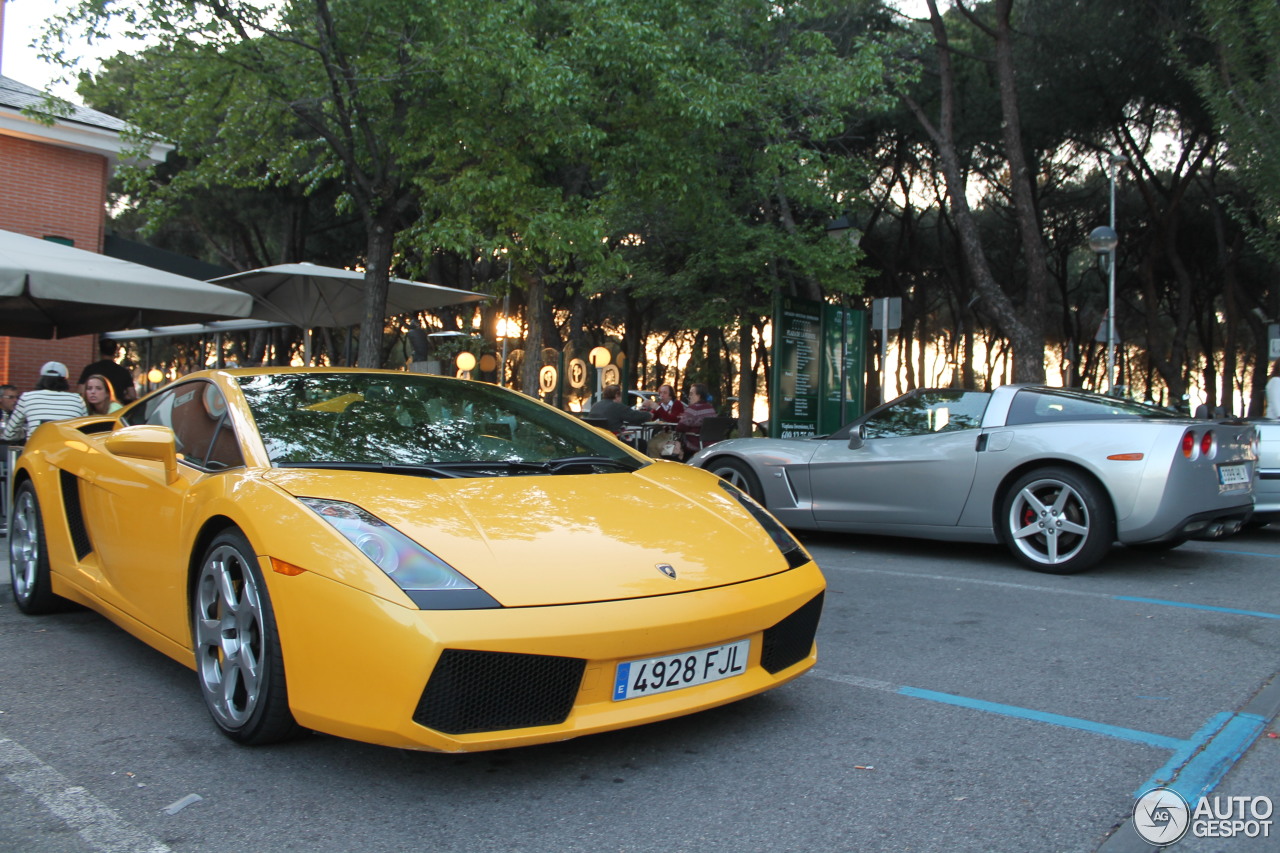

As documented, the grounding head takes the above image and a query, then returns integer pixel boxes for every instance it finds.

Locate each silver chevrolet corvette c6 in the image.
[689,385,1257,574]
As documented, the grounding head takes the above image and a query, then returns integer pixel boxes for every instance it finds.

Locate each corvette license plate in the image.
[1217,463,1249,490]
[612,639,750,701]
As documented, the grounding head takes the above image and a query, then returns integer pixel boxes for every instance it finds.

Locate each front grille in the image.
[760,592,824,674]
[413,649,586,735]
[59,470,93,560]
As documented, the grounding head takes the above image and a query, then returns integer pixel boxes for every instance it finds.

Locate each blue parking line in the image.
[1140,711,1271,800]
[1212,549,1280,558]
[818,672,1277,805]
[895,686,1273,802]
[896,686,1185,749]
[1113,595,1280,620]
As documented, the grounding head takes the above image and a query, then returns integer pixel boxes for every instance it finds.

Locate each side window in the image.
[862,391,990,439]
[122,387,178,429]
[122,382,243,471]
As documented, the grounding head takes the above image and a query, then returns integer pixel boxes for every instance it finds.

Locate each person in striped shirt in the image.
[2,362,89,442]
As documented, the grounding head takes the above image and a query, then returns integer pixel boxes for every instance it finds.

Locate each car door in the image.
[80,380,243,644]
[808,390,990,527]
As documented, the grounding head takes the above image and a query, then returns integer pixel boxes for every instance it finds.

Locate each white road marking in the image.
[0,737,172,853]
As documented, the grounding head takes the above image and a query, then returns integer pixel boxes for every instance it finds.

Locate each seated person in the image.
[675,382,717,456]
[589,384,653,433]
[641,384,684,423]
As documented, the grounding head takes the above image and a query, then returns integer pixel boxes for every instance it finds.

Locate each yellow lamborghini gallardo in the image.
[7,368,824,752]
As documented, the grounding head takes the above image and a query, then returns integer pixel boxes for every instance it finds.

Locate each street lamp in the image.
[588,346,611,403]
[1088,153,1128,394]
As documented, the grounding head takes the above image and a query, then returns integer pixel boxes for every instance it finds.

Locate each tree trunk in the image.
[992,0,1048,383]
[912,0,1046,383]
[736,313,757,434]
[519,272,553,396]
[357,215,396,368]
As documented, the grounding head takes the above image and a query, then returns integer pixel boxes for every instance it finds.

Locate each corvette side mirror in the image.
[105,424,180,484]
[847,425,865,450]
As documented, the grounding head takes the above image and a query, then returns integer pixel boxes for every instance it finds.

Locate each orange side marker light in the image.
[270,557,307,576]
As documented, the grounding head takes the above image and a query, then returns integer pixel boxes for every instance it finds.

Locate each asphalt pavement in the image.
[1,525,1277,852]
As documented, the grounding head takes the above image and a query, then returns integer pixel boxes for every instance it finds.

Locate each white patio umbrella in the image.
[0,229,254,339]
[208,263,488,363]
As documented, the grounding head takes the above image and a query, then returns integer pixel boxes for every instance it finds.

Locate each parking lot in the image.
[1,529,1277,852]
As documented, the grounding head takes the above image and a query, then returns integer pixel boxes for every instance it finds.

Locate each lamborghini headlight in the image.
[299,497,500,609]
[717,480,811,570]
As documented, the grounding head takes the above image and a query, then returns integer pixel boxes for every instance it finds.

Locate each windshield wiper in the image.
[275,460,466,479]
[544,455,643,473]
[275,457,642,478]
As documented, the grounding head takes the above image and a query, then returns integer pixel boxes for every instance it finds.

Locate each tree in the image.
[56,0,555,366]
[1186,0,1280,265]
[54,0,895,387]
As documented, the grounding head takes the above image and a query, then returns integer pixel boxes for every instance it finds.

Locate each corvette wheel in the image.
[193,530,299,745]
[8,482,68,614]
[1001,467,1115,574]
[707,458,765,503]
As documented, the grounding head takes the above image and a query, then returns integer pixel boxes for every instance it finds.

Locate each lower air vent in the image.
[59,470,93,560]
[760,592,824,674]
[414,649,586,735]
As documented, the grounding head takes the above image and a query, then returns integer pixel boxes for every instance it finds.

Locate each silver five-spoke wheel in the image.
[1001,467,1114,574]
[707,458,765,503]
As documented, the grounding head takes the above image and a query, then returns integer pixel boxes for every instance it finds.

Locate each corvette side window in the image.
[862,391,990,439]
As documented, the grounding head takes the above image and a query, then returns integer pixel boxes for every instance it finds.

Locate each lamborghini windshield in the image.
[237,372,642,474]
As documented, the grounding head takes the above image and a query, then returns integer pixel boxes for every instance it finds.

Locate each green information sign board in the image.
[769,295,865,438]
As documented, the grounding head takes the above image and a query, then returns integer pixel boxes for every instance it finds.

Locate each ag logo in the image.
[1133,787,1190,845]
[656,564,676,579]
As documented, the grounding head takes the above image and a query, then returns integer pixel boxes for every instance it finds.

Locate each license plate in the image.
[1218,463,1249,489]
[613,639,750,701]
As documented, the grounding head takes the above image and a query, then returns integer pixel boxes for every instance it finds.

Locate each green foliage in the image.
[1187,0,1280,262]
[54,0,897,309]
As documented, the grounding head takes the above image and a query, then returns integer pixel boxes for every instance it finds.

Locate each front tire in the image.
[1000,467,1115,574]
[193,529,300,745]
[9,481,69,614]
[706,457,766,503]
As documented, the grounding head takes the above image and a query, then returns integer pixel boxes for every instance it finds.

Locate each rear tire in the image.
[192,529,300,745]
[1000,467,1115,574]
[8,481,70,614]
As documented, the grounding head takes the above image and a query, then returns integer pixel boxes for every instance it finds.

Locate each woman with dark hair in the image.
[2,362,89,442]
[675,382,717,458]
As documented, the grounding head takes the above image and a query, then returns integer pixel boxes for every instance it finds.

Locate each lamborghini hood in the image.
[262,464,803,607]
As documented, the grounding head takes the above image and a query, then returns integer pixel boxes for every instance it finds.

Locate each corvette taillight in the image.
[1182,431,1196,459]
[1200,430,1216,460]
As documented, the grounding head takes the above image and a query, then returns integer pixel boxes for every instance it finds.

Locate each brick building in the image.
[0,73,171,389]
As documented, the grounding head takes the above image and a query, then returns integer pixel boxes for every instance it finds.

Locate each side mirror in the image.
[847,424,865,450]
[105,424,180,484]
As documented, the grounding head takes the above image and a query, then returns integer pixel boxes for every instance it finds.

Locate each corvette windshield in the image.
[237,373,641,473]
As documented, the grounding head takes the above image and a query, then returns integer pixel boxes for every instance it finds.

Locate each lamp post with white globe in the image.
[1088,153,1128,394]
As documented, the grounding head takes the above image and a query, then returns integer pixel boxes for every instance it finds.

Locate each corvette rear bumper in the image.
[1126,502,1253,543]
